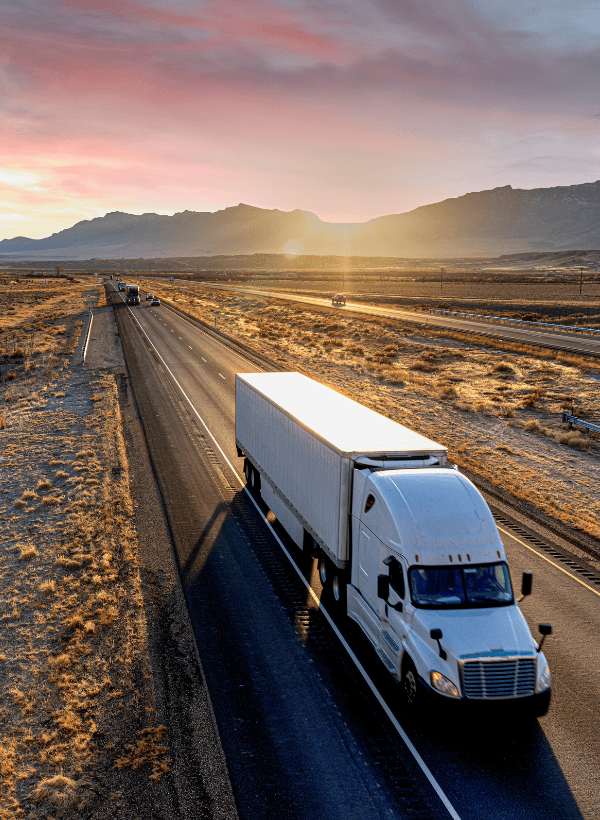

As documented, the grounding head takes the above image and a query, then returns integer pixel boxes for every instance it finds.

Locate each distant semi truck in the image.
[118,282,126,292]
[126,284,140,305]
[235,372,552,716]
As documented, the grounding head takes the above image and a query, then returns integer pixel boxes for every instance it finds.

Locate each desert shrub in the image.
[524,419,541,432]
[453,400,475,412]
[556,431,590,449]
[522,388,543,407]
[41,496,61,506]
[0,414,5,430]
[410,359,435,372]
[40,580,56,596]
[489,361,515,376]
[440,385,458,399]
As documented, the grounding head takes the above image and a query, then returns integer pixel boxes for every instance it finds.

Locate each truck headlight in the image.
[430,671,460,698]
[537,665,551,692]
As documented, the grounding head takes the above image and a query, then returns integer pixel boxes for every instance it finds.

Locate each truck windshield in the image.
[409,563,513,608]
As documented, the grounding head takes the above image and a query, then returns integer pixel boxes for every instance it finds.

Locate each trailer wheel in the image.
[244,459,252,486]
[250,466,261,494]
[318,555,329,587]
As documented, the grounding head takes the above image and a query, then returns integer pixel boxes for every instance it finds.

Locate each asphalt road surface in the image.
[111,286,600,820]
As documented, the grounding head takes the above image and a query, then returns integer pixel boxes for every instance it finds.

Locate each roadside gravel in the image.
[0,281,236,820]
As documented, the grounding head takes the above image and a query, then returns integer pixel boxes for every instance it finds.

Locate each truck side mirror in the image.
[537,623,552,653]
[377,575,389,601]
[429,628,447,661]
[518,571,533,602]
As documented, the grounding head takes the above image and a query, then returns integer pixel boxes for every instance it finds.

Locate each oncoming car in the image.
[151,298,161,306]
[331,294,346,306]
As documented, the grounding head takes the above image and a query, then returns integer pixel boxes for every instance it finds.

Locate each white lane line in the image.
[179,336,182,339]
[125,310,239,474]
[126,303,461,819]
[243,489,462,820]
[219,373,225,379]
[189,346,193,350]
[498,526,600,598]
[163,304,258,368]
[171,329,174,332]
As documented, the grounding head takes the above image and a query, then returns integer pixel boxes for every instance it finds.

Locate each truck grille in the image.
[461,657,536,700]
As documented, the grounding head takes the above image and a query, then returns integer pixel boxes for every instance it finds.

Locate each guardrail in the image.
[429,309,600,336]
[562,411,600,435]
[81,310,93,363]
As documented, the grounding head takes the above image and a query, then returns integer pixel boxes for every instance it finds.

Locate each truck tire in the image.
[250,466,261,494]
[243,460,261,494]
[331,570,347,610]
[318,555,329,587]
[318,557,346,611]
[402,658,420,708]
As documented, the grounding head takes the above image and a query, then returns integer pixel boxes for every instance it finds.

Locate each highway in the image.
[192,281,600,359]
[110,285,600,820]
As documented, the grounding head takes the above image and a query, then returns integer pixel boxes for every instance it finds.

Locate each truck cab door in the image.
[357,493,388,623]
[384,556,409,637]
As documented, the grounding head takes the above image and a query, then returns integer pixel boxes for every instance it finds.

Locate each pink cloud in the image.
[2,0,600,241]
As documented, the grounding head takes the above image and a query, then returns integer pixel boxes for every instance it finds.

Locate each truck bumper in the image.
[418,679,551,720]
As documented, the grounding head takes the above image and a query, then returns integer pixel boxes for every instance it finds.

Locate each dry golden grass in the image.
[138,277,600,542]
[0,280,170,819]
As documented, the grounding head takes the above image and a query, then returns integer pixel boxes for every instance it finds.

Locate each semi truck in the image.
[118,281,126,292]
[126,284,140,305]
[235,372,552,716]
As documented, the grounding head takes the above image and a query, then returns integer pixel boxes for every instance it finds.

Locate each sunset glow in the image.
[3,0,600,240]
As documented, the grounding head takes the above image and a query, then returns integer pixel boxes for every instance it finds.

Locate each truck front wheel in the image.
[331,571,346,609]
[402,658,420,708]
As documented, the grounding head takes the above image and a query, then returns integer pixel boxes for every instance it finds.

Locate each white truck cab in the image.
[235,372,552,718]
[347,467,551,715]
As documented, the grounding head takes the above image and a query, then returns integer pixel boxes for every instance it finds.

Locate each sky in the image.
[2,0,600,240]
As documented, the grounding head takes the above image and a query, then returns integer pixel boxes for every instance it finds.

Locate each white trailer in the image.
[235,372,552,716]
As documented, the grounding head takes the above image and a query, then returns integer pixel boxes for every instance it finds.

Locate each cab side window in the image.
[364,494,376,513]
[389,561,405,599]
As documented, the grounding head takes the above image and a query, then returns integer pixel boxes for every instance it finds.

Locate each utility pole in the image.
[580,267,583,296]
[440,267,445,292]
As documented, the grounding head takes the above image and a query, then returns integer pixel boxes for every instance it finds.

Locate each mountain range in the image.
[3,180,600,260]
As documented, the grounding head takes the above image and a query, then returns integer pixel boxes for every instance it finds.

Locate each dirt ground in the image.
[0,281,174,819]
[139,278,600,546]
